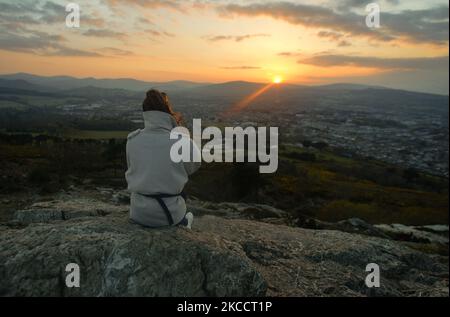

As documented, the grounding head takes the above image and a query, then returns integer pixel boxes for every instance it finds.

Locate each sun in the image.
[272,76,283,84]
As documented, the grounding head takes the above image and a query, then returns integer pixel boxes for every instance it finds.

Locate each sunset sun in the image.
[273,76,283,84]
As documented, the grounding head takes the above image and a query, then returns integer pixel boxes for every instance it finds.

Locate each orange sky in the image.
[0,0,448,93]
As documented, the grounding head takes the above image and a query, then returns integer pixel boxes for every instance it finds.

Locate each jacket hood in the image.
[143,111,177,132]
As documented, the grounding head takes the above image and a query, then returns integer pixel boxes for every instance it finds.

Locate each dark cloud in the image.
[39,1,65,23]
[382,8,449,45]
[204,33,270,42]
[317,31,352,47]
[298,54,449,70]
[0,1,105,27]
[105,0,183,11]
[83,29,127,39]
[0,1,107,56]
[218,1,448,45]
[105,0,218,12]
[0,1,40,14]
[0,14,40,29]
[335,0,399,11]
[0,30,100,57]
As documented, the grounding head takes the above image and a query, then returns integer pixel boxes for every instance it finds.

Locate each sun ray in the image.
[222,83,275,117]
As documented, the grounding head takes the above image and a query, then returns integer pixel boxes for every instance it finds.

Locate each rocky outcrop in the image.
[192,216,448,297]
[314,218,392,239]
[295,214,449,248]
[0,196,448,297]
[375,223,449,245]
[107,190,289,223]
[188,198,289,224]
[0,213,266,297]
[13,198,128,224]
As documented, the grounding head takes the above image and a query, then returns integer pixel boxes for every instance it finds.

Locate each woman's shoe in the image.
[185,212,194,229]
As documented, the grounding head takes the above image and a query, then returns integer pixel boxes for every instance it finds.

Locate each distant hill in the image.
[189,81,266,98]
[0,80,141,100]
[0,79,51,92]
[316,83,385,90]
[0,73,206,93]
[188,81,306,99]
[60,86,141,99]
[2,73,448,98]
[0,74,447,114]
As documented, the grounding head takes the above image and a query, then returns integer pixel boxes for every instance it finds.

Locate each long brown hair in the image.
[142,89,183,125]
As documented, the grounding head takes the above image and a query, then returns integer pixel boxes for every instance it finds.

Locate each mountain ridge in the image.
[2,72,447,96]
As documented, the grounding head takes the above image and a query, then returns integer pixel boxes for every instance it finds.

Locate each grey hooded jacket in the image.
[125,111,201,227]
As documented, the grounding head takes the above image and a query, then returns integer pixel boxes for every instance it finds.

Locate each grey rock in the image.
[13,198,128,224]
[194,216,449,297]
[1,197,448,297]
[325,218,392,239]
[112,190,131,205]
[375,224,449,245]
[413,225,449,235]
[188,200,288,221]
[0,215,266,297]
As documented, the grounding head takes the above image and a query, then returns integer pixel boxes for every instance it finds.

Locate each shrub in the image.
[28,166,52,184]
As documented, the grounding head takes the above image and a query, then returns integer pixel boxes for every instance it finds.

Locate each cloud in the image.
[0,1,108,57]
[317,31,344,41]
[47,47,103,57]
[221,66,261,70]
[278,51,302,57]
[0,30,101,57]
[337,40,352,47]
[39,1,65,23]
[335,0,400,11]
[105,0,219,12]
[83,29,127,39]
[0,1,105,27]
[146,29,175,37]
[136,17,154,26]
[82,16,107,28]
[204,33,270,42]
[0,1,40,14]
[382,8,449,45]
[218,1,448,45]
[317,31,352,47]
[98,47,134,56]
[298,54,449,70]
[105,0,183,11]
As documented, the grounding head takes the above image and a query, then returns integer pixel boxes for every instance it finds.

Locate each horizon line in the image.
[1,72,449,96]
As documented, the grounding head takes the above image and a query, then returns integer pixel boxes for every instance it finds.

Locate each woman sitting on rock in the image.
[125,89,200,229]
